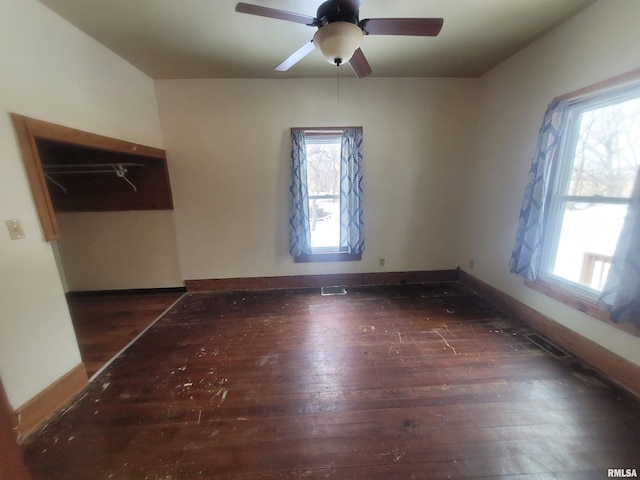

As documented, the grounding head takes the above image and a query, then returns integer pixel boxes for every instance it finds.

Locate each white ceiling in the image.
[37,0,595,79]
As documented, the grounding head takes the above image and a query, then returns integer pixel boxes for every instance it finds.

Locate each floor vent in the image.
[525,334,570,359]
[321,286,347,296]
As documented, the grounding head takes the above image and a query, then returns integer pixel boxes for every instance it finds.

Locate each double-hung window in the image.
[305,133,342,252]
[539,85,640,300]
[510,74,640,327]
[289,127,364,262]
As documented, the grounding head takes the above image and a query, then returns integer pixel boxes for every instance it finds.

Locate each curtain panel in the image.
[339,128,365,254]
[598,170,640,326]
[509,100,569,281]
[288,130,312,256]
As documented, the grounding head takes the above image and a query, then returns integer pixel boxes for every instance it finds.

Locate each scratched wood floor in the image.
[23,283,640,479]
[67,291,184,377]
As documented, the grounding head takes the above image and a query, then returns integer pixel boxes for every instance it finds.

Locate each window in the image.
[289,127,364,262]
[538,86,640,300]
[306,134,342,252]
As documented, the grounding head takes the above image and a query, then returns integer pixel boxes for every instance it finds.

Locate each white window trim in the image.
[305,132,342,254]
[538,83,640,301]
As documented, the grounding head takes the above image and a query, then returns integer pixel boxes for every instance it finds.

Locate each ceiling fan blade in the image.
[349,48,372,79]
[275,41,316,72]
[360,18,443,36]
[344,0,362,11]
[235,3,315,25]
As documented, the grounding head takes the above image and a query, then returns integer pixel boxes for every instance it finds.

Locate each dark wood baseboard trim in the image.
[66,287,186,298]
[186,270,459,293]
[459,270,640,398]
[15,363,88,440]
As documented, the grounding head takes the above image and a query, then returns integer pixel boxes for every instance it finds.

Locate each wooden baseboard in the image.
[185,270,459,292]
[66,286,186,297]
[459,270,640,398]
[15,363,88,440]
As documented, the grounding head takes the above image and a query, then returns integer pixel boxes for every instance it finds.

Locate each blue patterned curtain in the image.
[509,100,569,280]
[598,170,640,325]
[289,130,312,256]
[339,129,365,254]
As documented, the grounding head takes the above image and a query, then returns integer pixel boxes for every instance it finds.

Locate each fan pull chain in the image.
[337,63,341,103]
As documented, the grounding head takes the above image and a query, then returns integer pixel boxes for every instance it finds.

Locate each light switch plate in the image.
[6,219,25,240]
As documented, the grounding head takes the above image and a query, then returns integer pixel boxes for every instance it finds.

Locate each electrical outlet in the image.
[379,258,385,267]
[6,219,25,240]
[469,258,474,269]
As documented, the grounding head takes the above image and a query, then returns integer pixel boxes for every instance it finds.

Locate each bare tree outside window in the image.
[306,142,340,196]
[570,97,640,198]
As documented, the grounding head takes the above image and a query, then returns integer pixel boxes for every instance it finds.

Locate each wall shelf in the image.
[36,138,173,213]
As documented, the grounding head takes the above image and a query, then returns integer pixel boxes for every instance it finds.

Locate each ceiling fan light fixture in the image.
[313,21,363,66]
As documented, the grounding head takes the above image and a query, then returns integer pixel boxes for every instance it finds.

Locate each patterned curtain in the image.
[339,129,365,254]
[288,130,312,256]
[598,170,640,325]
[509,100,569,280]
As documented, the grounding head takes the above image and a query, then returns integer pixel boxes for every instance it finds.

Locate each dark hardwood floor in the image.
[67,291,184,377]
[24,283,640,479]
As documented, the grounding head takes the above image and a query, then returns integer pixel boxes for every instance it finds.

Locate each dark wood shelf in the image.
[37,138,173,212]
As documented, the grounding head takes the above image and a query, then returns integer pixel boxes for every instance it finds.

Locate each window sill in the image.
[294,252,362,263]
[524,278,639,336]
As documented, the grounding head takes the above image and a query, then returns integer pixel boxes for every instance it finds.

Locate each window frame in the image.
[291,127,363,263]
[526,71,640,333]
[304,133,343,255]
[538,85,640,300]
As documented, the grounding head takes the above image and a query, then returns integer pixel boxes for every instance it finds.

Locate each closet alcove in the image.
[38,139,173,213]
[11,114,173,240]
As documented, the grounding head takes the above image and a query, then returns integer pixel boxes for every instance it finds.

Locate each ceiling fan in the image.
[235,0,443,78]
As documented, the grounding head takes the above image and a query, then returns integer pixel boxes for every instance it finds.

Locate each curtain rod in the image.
[290,127,362,133]
[553,67,640,103]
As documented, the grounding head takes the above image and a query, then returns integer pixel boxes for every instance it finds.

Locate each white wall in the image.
[155,77,477,281]
[56,211,182,292]
[457,0,640,366]
[0,0,174,408]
